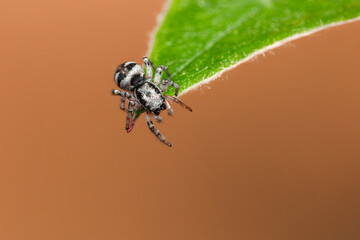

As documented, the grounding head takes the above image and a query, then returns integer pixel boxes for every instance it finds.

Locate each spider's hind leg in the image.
[145,112,172,147]
[165,100,174,116]
[127,110,141,133]
[125,100,137,132]
[165,95,193,112]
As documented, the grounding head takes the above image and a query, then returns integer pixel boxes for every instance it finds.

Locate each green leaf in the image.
[149,0,360,95]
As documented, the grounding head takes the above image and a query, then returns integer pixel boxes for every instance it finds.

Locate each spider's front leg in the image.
[112,89,131,111]
[154,65,171,85]
[145,112,172,147]
[160,79,179,96]
[143,57,156,80]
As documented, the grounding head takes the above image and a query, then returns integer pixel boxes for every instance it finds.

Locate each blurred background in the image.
[1,0,360,239]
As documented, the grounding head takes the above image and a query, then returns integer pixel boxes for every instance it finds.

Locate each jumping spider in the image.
[112,57,192,147]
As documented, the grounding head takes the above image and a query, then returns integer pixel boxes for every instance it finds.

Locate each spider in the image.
[112,57,192,147]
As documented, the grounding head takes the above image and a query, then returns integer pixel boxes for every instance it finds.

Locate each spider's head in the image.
[153,103,167,116]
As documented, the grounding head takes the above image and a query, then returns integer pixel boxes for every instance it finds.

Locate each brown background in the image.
[1,0,360,239]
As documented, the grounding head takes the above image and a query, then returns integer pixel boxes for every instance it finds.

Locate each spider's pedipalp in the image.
[145,112,172,147]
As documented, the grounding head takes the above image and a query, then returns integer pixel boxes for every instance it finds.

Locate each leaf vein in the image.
[171,8,260,79]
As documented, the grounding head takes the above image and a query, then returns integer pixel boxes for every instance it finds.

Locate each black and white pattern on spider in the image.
[112,57,192,147]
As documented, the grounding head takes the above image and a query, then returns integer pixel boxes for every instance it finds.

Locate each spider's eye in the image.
[160,103,167,110]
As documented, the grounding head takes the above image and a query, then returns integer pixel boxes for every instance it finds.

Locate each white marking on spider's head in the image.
[124,61,137,67]
[129,64,143,73]
[114,72,120,84]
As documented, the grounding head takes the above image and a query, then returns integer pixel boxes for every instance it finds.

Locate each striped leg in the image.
[151,113,162,123]
[165,100,174,116]
[125,101,136,132]
[154,65,171,85]
[127,110,141,133]
[160,79,179,96]
[165,95,193,112]
[145,112,172,147]
[143,57,155,80]
[112,89,131,111]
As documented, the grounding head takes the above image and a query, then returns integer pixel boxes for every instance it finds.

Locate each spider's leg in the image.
[112,89,131,111]
[151,113,162,123]
[125,100,136,132]
[165,95,193,112]
[154,65,171,86]
[165,100,174,116]
[143,57,156,71]
[127,110,142,133]
[160,79,179,96]
[143,57,155,80]
[145,112,172,147]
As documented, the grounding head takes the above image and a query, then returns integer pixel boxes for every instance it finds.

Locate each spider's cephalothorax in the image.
[112,57,192,147]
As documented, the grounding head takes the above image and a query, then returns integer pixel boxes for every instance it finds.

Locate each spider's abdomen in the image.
[114,62,145,91]
[135,82,165,112]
